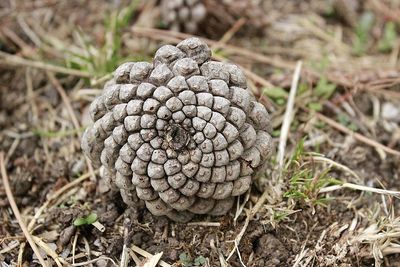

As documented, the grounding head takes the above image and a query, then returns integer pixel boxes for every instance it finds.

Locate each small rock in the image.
[58,225,76,246]
[96,258,112,267]
[382,102,400,122]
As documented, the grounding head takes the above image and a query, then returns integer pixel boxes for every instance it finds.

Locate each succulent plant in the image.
[82,37,273,222]
[160,0,206,33]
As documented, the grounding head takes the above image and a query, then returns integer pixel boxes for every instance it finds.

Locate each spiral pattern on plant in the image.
[82,38,273,222]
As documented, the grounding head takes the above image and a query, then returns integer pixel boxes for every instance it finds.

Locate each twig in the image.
[0,240,20,254]
[17,16,42,47]
[129,250,142,266]
[143,252,163,267]
[0,152,48,267]
[214,18,247,47]
[210,239,228,267]
[0,51,90,77]
[187,222,221,227]
[131,27,294,70]
[131,245,171,267]
[310,156,361,181]
[234,191,250,224]
[314,111,400,157]
[46,71,96,180]
[1,27,34,54]
[72,232,78,265]
[17,242,25,267]
[234,240,247,267]
[71,256,117,266]
[225,211,250,261]
[27,171,96,232]
[226,62,302,264]
[120,218,132,267]
[369,0,400,24]
[277,61,302,169]
[130,27,355,89]
[92,221,105,232]
[31,236,66,267]
[319,182,400,197]
[83,236,93,267]
[47,72,81,129]
[4,138,20,166]
[240,67,274,89]
[300,18,350,54]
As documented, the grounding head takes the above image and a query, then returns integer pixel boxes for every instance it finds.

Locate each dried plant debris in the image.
[81,37,273,222]
[160,0,206,33]
[176,0,331,38]
[201,0,269,36]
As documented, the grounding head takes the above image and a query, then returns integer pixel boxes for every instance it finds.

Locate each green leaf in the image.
[263,87,288,99]
[378,22,397,53]
[308,102,323,112]
[276,98,286,106]
[337,113,359,131]
[353,12,375,55]
[314,121,326,129]
[310,56,330,72]
[73,217,88,226]
[314,77,336,99]
[73,213,98,226]
[85,213,98,224]
[194,256,206,265]
[179,253,192,266]
[347,123,359,131]
[272,130,281,137]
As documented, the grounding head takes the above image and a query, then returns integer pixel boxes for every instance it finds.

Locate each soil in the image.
[1,0,400,267]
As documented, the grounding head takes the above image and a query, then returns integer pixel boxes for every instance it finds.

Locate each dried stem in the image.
[0,152,48,267]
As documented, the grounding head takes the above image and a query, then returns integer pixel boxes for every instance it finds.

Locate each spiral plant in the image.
[82,38,273,222]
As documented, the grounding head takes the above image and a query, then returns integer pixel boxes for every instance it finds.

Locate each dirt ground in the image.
[1,0,400,266]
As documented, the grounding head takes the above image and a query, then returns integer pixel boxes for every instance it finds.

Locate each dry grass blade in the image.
[278,61,302,169]
[131,246,171,267]
[27,171,96,232]
[0,152,48,267]
[319,183,400,197]
[130,27,356,88]
[225,212,250,261]
[356,208,400,266]
[214,18,247,46]
[187,222,221,227]
[226,61,302,264]
[46,71,96,180]
[31,236,67,267]
[0,240,20,254]
[0,51,90,77]
[143,252,163,267]
[311,156,361,181]
[129,250,142,266]
[120,219,131,267]
[369,0,400,24]
[234,240,247,267]
[131,27,295,70]
[47,72,81,130]
[314,112,400,157]
[91,221,105,232]
[71,256,117,266]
